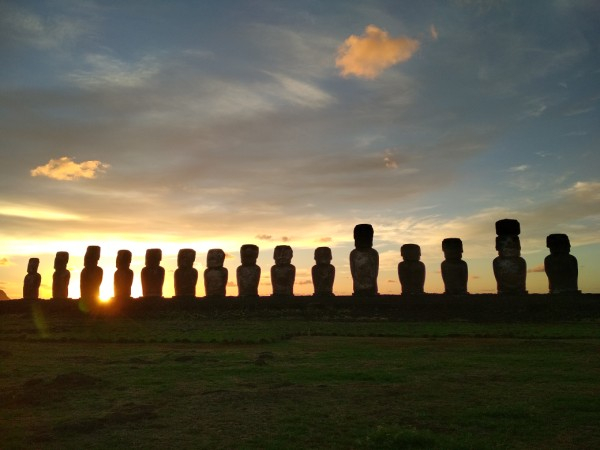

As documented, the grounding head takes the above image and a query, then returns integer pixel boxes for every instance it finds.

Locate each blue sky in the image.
[1,0,599,298]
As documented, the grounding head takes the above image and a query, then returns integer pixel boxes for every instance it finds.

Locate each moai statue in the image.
[52,251,70,299]
[349,224,379,296]
[312,247,335,296]
[80,246,103,301]
[175,248,198,297]
[236,244,261,297]
[271,245,295,296]
[544,234,579,294]
[398,244,426,295]
[23,258,41,299]
[441,238,468,295]
[204,249,228,297]
[114,250,134,300]
[493,219,527,294]
[141,248,165,297]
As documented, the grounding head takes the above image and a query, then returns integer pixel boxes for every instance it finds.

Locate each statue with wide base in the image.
[312,247,335,296]
[80,246,103,302]
[441,238,468,295]
[175,248,198,297]
[493,219,527,294]
[204,249,228,297]
[114,250,134,300]
[350,224,379,296]
[23,258,41,299]
[236,244,261,297]
[52,251,70,299]
[271,245,295,296]
[544,234,579,294]
[141,249,165,298]
[398,244,425,295]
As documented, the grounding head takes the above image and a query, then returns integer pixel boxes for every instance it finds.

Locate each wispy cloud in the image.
[430,25,439,41]
[31,157,109,181]
[528,264,545,273]
[0,4,89,49]
[0,258,10,266]
[68,54,160,89]
[508,165,529,172]
[0,202,83,221]
[336,25,420,79]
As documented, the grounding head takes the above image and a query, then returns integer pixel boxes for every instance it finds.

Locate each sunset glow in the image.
[1,1,599,300]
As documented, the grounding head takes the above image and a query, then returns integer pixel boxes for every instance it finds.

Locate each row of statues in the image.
[22,220,580,300]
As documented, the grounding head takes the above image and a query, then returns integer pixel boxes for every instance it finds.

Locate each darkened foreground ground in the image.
[1,298,599,449]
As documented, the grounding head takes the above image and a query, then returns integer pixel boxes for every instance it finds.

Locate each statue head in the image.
[240,244,259,266]
[495,218,521,236]
[496,235,521,257]
[353,224,374,249]
[442,238,463,260]
[207,249,225,268]
[177,248,196,269]
[273,245,293,265]
[547,234,570,255]
[84,246,101,268]
[116,250,132,269]
[27,257,40,274]
[54,251,69,270]
[145,248,162,267]
[401,244,421,261]
[314,247,332,265]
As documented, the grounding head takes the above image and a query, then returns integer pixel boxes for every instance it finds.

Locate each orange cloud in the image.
[31,156,109,181]
[336,25,420,79]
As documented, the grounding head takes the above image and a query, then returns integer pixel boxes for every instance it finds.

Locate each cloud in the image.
[0,5,88,49]
[430,25,439,41]
[0,258,10,266]
[31,157,109,181]
[528,264,545,273]
[281,236,291,242]
[508,165,529,172]
[256,235,272,241]
[68,54,160,89]
[318,237,332,243]
[336,25,420,79]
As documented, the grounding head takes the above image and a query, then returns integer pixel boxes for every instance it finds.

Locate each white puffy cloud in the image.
[336,25,420,79]
[30,157,109,181]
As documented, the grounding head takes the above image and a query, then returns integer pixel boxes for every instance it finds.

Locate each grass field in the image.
[1,308,600,449]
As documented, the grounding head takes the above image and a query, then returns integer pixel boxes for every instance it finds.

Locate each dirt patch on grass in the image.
[1,371,104,407]
[54,402,158,434]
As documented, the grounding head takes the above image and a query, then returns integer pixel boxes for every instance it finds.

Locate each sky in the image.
[1,0,599,300]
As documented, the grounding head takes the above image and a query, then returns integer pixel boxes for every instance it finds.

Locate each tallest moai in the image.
[493,219,527,294]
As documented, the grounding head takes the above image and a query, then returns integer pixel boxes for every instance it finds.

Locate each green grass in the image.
[1,310,600,449]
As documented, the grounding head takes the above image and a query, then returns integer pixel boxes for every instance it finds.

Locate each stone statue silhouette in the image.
[52,251,70,299]
[312,247,335,296]
[350,224,379,296]
[236,244,261,297]
[271,245,295,296]
[204,249,228,297]
[23,258,41,299]
[175,248,198,297]
[493,219,527,294]
[114,250,134,300]
[545,234,579,294]
[398,244,425,294]
[80,246,103,301]
[441,238,468,294]
[141,249,165,297]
